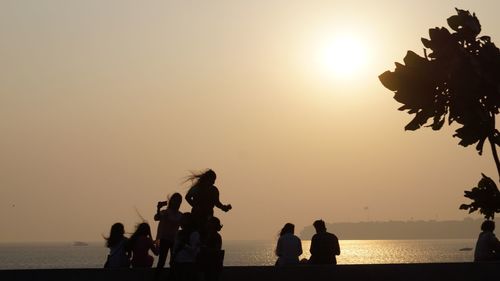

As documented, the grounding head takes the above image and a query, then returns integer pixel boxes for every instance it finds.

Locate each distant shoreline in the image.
[300,218,499,240]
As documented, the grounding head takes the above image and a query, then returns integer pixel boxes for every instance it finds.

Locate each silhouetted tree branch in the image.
[379,8,500,181]
[459,174,500,219]
[379,8,500,219]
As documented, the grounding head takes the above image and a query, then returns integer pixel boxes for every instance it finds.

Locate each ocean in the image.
[0,239,476,269]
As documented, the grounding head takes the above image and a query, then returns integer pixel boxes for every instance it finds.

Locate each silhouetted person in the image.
[474,220,500,262]
[104,222,130,268]
[275,223,302,266]
[199,217,225,281]
[185,169,231,230]
[309,220,340,265]
[154,192,183,269]
[171,213,201,281]
[128,222,158,268]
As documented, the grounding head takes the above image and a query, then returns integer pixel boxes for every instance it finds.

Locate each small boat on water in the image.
[459,247,473,251]
[73,241,89,246]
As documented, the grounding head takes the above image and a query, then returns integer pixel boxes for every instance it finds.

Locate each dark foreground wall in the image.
[2,263,499,281]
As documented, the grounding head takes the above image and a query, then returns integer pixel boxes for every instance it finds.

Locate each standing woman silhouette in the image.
[185,169,232,230]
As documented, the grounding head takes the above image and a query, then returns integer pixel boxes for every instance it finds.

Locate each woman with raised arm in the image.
[185,169,231,230]
[154,192,183,269]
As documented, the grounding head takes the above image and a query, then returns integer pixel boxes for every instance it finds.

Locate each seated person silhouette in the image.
[309,219,340,265]
[275,223,302,266]
[128,222,158,268]
[474,220,500,262]
[104,222,130,268]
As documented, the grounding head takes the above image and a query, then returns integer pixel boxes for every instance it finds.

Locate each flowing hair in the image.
[105,222,126,248]
[279,223,295,237]
[128,222,152,249]
[184,169,216,191]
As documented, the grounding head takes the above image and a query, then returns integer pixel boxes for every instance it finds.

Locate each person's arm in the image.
[150,238,159,256]
[333,237,340,255]
[297,237,303,256]
[213,187,232,212]
[154,208,162,221]
[275,237,283,257]
[309,235,317,256]
[491,233,500,251]
[215,234,222,250]
[154,201,168,221]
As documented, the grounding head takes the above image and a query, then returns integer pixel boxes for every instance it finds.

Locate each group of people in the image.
[104,169,231,281]
[103,167,499,281]
[275,220,340,266]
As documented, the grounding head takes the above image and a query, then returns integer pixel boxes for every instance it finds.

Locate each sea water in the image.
[0,239,475,269]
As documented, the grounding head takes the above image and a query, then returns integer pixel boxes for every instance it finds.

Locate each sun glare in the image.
[317,34,369,79]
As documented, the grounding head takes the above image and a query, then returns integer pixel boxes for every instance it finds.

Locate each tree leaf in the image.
[379,71,399,91]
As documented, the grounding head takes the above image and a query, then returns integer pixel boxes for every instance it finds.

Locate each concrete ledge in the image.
[1,263,499,281]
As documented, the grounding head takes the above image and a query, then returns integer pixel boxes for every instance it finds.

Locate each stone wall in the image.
[1,263,499,281]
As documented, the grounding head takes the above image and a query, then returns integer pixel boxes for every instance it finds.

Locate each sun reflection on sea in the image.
[323,240,474,264]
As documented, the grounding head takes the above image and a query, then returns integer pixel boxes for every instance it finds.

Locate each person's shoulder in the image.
[484,231,498,240]
[293,234,301,241]
[326,232,339,240]
[172,211,183,221]
[326,231,337,237]
[187,185,199,194]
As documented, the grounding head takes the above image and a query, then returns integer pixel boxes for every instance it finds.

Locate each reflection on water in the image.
[309,240,474,264]
[0,239,476,269]
[337,239,475,264]
[224,239,475,266]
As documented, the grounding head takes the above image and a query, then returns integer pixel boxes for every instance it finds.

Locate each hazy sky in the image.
[1,0,500,242]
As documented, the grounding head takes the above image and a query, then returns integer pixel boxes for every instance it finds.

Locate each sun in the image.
[316,34,369,79]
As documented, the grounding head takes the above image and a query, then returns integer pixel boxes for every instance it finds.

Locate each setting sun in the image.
[317,34,369,78]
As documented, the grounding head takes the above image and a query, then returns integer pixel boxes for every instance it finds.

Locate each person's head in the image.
[105,222,125,248]
[279,223,295,237]
[186,169,217,188]
[134,222,152,237]
[167,193,182,211]
[481,220,496,232]
[207,216,223,232]
[313,220,327,233]
[129,222,152,246]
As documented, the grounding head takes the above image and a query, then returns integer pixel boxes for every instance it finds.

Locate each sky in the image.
[1,0,500,242]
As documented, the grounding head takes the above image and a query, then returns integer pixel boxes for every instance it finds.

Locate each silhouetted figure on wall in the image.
[128,222,158,268]
[275,223,302,266]
[309,220,340,265]
[154,192,183,269]
[199,217,225,281]
[171,213,201,281]
[185,169,231,230]
[104,222,130,268]
[474,220,500,262]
